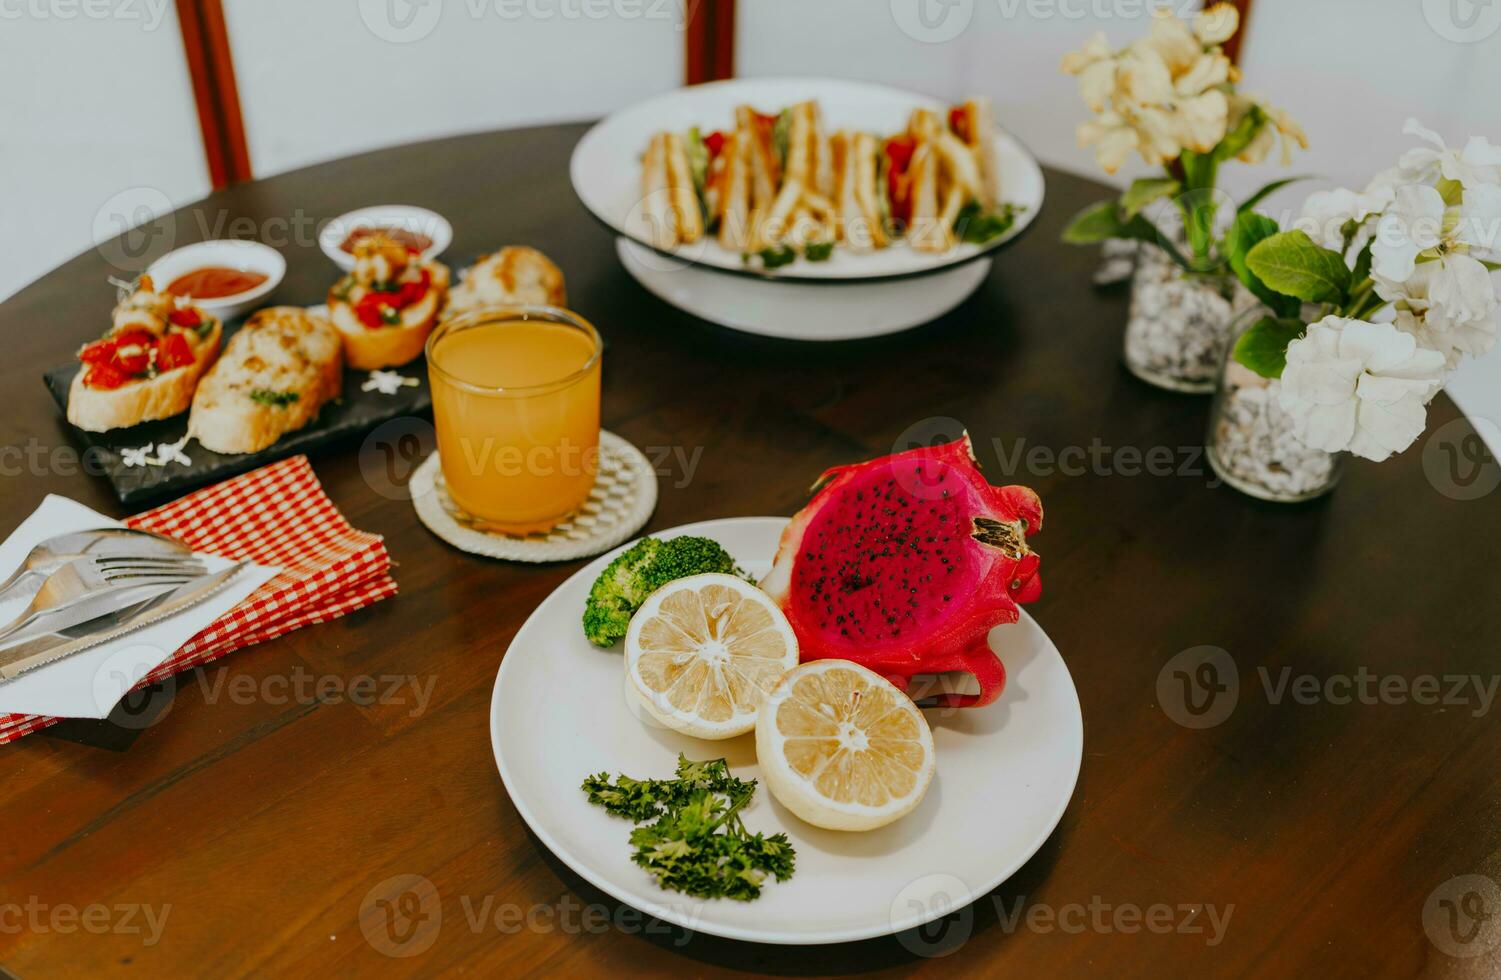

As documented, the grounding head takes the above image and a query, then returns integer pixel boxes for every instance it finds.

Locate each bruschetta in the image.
[188,307,343,455]
[444,246,567,318]
[327,234,450,370]
[66,277,223,433]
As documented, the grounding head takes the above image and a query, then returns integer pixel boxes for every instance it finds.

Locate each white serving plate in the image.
[571,77,1046,284]
[491,517,1082,945]
[616,239,991,340]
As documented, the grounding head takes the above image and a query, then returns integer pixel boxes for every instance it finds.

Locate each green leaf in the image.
[1351,240,1373,285]
[1232,316,1306,379]
[1120,178,1181,219]
[1223,211,1299,318]
[1061,201,1123,244]
[1238,176,1310,214]
[1215,104,1267,163]
[1246,230,1352,304]
[1063,201,1192,269]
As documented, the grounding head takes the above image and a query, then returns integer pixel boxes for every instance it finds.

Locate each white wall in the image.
[223,0,686,177]
[0,5,210,302]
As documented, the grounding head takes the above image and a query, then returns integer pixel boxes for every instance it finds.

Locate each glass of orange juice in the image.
[426,306,603,534]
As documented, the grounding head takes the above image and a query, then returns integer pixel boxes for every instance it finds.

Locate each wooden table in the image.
[1,122,1498,978]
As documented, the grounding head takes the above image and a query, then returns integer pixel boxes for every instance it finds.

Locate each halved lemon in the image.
[756,660,936,831]
[624,573,799,739]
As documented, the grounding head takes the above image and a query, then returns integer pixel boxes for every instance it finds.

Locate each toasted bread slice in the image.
[850,132,890,250]
[189,307,343,455]
[67,319,223,433]
[329,261,451,370]
[663,131,704,244]
[735,106,781,211]
[446,246,566,318]
[640,132,676,249]
[718,129,753,251]
[956,97,1000,208]
[906,139,953,253]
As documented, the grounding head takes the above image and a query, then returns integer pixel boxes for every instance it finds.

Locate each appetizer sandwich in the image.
[67,277,223,432]
[328,234,450,369]
[188,307,343,455]
[639,95,1014,264]
[641,95,1015,265]
[445,246,567,318]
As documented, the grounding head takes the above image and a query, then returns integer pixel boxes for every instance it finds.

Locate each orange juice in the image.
[427,309,602,534]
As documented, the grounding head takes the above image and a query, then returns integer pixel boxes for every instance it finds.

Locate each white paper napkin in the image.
[0,495,278,720]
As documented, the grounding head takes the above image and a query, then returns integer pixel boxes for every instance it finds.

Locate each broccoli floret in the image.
[582,536,749,647]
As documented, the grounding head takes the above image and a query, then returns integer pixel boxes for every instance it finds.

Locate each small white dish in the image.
[491,516,1083,945]
[145,240,285,321]
[618,239,991,340]
[318,205,453,272]
[571,77,1046,284]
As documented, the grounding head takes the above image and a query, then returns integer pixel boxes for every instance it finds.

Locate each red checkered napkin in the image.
[0,456,397,744]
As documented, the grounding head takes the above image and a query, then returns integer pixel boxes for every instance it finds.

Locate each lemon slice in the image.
[756,660,935,831]
[625,573,799,739]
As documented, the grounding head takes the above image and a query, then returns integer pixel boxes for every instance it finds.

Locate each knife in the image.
[0,563,248,682]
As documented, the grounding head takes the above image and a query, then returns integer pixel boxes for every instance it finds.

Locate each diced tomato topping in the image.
[704,130,727,158]
[156,332,195,370]
[949,107,969,142]
[355,293,391,329]
[356,268,431,328]
[884,136,917,227]
[83,362,132,390]
[754,111,777,130]
[167,307,202,329]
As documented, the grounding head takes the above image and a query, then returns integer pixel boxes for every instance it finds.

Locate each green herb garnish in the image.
[379,306,402,325]
[583,755,796,902]
[330,276,355,301]
[248,388,299,408]
[954,201,1020,244]
[195,317,216,339]
[804,240,834,262]
[756,246,797,269]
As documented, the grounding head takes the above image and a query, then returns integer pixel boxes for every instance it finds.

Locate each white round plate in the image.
[617,239,991,340]
[571,77,1046,283]
[491,517,1082,945]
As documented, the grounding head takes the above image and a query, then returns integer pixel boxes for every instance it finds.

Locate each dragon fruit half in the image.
[761,434,1043,708]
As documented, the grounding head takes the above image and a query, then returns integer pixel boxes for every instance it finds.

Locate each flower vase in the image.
[1123,244,1260,394]
[1206,309,1344,502]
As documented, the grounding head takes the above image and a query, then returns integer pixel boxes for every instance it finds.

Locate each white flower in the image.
[1394,307,1497,370]
[154,435,192,467]
[1461,182,1501,261]
[1398,118,1501,189]
[1278,316,1447,462]
[1297,187,1384,251]
[1382,252,1500,336]
[361,369,420,395]
[1372,184,1447,282]
[1061,32,1117,113]
[121,445,152,468]
[1194,2,1240,45]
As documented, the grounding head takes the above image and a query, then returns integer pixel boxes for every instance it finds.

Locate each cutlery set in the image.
[0,528,243,682]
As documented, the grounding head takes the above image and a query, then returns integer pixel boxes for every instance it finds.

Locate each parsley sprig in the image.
[582,755,795,901]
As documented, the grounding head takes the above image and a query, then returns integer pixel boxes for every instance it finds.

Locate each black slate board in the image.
[44,341,432,506]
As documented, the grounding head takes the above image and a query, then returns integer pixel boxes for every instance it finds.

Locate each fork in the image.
[0,528,191,604]
[0,555,208,648]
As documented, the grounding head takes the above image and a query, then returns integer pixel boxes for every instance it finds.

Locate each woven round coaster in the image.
[410,430,658,562]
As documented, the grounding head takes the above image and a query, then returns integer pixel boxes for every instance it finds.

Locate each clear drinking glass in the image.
[426,306,603,534]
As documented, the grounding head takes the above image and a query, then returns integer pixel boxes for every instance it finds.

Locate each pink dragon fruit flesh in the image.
[761,434,1043,708]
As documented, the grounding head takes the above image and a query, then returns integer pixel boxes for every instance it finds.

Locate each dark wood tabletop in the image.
[1,121,1499,979]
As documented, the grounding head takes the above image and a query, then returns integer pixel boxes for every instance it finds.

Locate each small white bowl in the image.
[319,205,453,272]
[146,240,286,321]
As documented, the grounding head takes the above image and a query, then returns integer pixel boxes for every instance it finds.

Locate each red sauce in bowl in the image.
[165,266,270,300]
[339,226,434,254]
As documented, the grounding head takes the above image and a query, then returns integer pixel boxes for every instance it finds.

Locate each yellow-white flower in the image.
[1194,3,1241,45]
